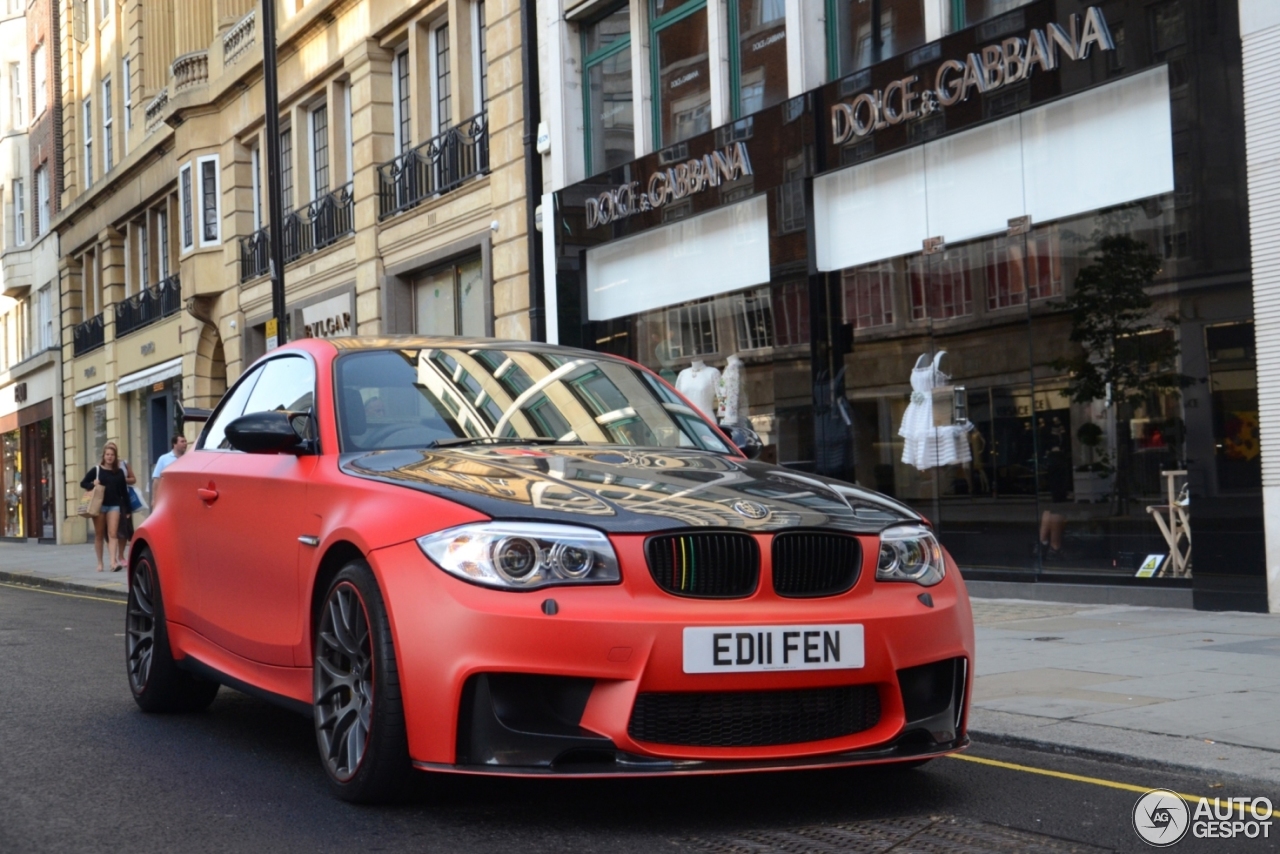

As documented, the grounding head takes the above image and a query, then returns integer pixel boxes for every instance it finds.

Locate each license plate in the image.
[682,624,865,674]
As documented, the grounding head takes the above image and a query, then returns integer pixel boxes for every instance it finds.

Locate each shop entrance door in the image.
[149,393,171,472]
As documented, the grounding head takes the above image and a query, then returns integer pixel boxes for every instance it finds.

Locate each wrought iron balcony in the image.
[378,113,489,219]
[239,227,271,283]
[115,275,182,338]
[73,314,104,357]
[284,183,355,261]
[240,184,354,283]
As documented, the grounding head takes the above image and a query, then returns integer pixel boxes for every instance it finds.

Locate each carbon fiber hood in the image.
[340,445,919,534]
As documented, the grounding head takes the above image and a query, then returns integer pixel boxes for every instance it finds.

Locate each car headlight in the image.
[876,524,945,587]
[417,522,621,590]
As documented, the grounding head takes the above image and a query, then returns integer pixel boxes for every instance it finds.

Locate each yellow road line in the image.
[0,580,126,604]
[949,753,1273,818]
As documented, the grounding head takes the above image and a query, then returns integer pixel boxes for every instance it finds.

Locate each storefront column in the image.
[1239,0,1280,613]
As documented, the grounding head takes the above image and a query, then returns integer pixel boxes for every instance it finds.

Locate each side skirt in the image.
[179,655,313,717]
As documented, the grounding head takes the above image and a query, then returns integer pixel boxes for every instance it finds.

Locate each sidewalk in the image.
[4,541,1279,785]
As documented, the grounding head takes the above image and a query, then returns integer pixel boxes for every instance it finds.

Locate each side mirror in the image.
[225,410,313,454]
[725,424,763,460]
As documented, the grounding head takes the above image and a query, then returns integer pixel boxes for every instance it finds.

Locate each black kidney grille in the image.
[772,532,863,597]
[629,685,881,747]
[646,533,759,597]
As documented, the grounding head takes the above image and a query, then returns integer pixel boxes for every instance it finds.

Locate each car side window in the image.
[201,365,266,450]
[243,355,315,417]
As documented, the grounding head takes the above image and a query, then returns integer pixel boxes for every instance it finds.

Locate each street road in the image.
[1,582,1274,854]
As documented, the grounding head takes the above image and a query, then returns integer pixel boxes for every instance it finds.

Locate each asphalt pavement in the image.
[2,581,1277,853]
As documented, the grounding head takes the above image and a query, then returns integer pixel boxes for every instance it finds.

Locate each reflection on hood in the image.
[341,445,918,534]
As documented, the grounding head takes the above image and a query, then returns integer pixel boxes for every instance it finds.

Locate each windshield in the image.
[335,348,732,454]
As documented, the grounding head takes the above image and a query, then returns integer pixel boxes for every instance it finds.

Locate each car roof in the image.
[324,335,621,362]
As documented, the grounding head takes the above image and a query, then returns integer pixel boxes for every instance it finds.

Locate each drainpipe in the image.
[520,0,546,341]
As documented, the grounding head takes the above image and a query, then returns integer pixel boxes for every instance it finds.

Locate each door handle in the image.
[197,487,219,503]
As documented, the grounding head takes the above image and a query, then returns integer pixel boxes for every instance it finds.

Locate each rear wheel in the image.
[313,560,411,802]
[126,547,220,713]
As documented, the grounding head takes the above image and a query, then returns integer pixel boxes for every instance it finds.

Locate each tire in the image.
[126,547,221,713]
[313,560,411,803]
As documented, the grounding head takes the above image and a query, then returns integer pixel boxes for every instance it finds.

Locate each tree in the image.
[1053,234,1190,407]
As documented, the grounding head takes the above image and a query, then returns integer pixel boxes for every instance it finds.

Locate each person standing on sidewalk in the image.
[150,434,188,505]
[80,442,135,572]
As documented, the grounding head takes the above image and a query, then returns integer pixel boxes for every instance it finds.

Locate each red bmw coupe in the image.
[128,337,974,802]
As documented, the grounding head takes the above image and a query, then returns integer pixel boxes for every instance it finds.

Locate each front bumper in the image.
[368,534,975,775]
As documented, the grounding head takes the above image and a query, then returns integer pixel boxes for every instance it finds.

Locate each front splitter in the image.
[412,735,969,779]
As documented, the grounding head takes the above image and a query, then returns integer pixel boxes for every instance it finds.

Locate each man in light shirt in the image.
[151,434,188,504]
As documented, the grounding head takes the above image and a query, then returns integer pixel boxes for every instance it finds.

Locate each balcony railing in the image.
[73,314,104,357]
[239,227,271,283]
[172,51,209,92]
[115,275,182,338]
[239,184,354,283]
[377,113,489,219]
[223,11,256,66]
[144,88,169,134]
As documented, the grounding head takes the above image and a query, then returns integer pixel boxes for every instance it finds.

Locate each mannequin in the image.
[675,359,720,419]
[716,354,749,426]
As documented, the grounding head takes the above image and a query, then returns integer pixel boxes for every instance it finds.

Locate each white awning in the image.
[74,383,107,407]
[116,357,184,395]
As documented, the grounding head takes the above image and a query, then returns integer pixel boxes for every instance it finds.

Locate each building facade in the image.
[56,0,533,542]
[542,0,1272,611]
[0,0,61,543]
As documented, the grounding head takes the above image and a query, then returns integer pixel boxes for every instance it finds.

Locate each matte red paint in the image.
[134,337,976,772]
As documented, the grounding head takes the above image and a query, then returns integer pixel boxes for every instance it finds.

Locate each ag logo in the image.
[1133,789,1190,846]
[731,500,770,520]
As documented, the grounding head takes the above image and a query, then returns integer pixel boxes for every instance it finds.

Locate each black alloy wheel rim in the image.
[314,582,375,782]
[126,559,156,693]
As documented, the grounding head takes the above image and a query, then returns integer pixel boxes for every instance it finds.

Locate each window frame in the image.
[196,154,221,246]
[472,0,488,111]
[179,162,194,251]
[34,165,47,237]
[9,61,22,129]
[251,144,262,231]
[308,101,329,200]
[648,0,710,150]
[727,0,788,119]
[199,352,318,452]
[102,76,113,171]
[83,97,93,187]
[12,178,23,247]
[581,2,633,177]
[393,48,411,154]
[122,56,132,130]
[31,42,45,118]
[431,20,452,134]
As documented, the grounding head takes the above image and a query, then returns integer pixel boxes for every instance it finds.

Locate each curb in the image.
[969,728,1280,790]
[0,570,128,601]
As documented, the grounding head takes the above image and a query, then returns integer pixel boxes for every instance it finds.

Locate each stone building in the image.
[56,0,534,542]
[0,0,62,543]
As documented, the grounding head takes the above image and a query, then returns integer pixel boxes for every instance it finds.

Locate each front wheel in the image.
[126,547,220,713]
[313,560,411,802]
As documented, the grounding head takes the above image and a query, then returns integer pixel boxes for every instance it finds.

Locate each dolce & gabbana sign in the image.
[585,141,753,229]
[831,7,1114,144]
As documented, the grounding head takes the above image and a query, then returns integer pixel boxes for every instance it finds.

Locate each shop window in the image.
[732,0,787,117]
[1207,323,1260,491]
[944,0,1033,36]
[829,0,925,78]
[651,0,711,148]
[665,298,717,357]
[1,428,20,536]
[772,280,810,347]
[412,255,487,336]
[844,261,896,329]
[732,287,774,350]
[582,3,634,176]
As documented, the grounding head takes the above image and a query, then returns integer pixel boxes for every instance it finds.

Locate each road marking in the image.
[949,754,1273,818]
[0,581,125,605]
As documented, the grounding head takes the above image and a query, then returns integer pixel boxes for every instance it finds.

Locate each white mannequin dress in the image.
[676,361,721,420]
[899,352,971,470]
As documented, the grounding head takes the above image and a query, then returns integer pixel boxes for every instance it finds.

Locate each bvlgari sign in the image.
[831,7,1114,145]
[585,142,753,229]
